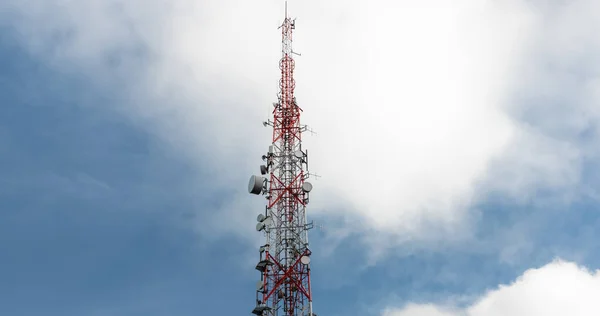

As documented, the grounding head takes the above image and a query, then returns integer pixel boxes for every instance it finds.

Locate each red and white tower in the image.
[248,3,316,316]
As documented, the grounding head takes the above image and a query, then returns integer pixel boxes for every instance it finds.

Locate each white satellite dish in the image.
[256,222,266,232]
[300,256,310,265]
[294,150,304,159]
[302,182,313,193]
[257,214,266,222]
[248,175,264,195]
[263,217,274,227]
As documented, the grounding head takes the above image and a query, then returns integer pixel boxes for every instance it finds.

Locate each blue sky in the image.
[2,1,600,316]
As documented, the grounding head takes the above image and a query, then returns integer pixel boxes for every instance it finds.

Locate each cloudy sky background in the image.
[2,0,600,315]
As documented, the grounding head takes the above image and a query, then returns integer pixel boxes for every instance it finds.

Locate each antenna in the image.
[248,4,317,316]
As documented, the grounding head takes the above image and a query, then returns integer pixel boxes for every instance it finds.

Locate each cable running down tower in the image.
[248,3,317,316]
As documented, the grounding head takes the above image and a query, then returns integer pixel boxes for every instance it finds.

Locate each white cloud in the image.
[383,260,600,316]
[2,0,599,247]
[385,305,457,316]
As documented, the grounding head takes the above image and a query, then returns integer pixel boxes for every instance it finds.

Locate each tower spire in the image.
[248,4,316,316]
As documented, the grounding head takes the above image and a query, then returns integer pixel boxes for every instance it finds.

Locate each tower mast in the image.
[248,3,316,316]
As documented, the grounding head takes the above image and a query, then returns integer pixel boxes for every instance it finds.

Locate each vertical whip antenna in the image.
[248,3,316,316]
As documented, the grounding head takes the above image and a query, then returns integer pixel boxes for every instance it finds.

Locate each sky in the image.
[1,0,600,315]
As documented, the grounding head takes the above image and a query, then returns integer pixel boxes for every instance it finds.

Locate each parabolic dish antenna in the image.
[256,222,266,232]
[294,150,304,159]
[302,182,313,193]
[300,256,310,265]
[257,214,266,222]
[248,175,264,195]
[263,217,274,227]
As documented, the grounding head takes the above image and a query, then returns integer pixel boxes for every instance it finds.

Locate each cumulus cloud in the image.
[383,260,600,316]
[2,0,599,246]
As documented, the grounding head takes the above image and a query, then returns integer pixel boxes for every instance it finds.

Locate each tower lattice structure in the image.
[248,4,316,316]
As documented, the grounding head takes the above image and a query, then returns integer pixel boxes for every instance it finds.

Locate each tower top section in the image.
[279,1,296,58]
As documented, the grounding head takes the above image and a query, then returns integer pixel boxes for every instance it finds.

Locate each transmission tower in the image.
[247,3,317,316]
